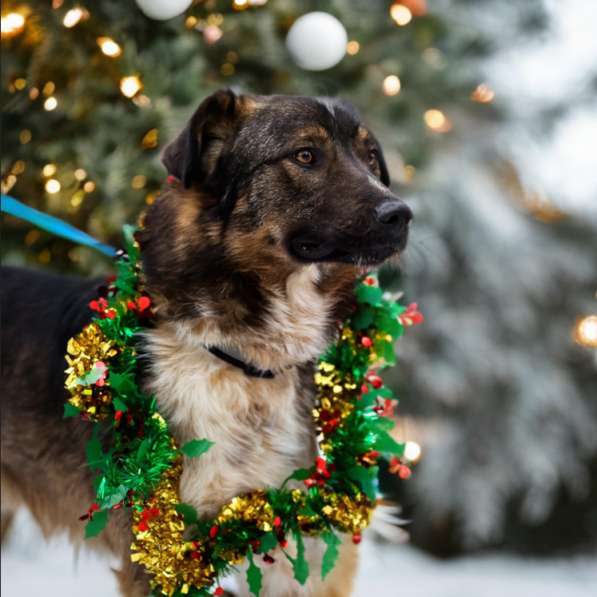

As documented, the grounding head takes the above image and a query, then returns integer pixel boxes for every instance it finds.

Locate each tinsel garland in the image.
[64,226,423,596]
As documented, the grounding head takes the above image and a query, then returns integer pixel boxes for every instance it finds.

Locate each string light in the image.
[226,51,239,64]
[403,441,422,463]
[12,160,26,174]
[471,83,495,103]
[232,0,249,10]
[346,40,360,56]
[383,75,401,96]
[422,47,445,68]
[29,87,39,99]
[25,229,41,246]
[131,175,147,190]
[185,15,198,28]
[120,75,142,98]
[74,168,87,180]
[44,96,58,111]
[424,108,452,133]
[14,78,26,90]
[38,248,51,264]
[203,24,223,45]
[70,190,85,207]
[1,174,17,193]
[83,181,96,192]
[42,163,57,177]
[574,315,597,348]
[403,164,416,183]
[63,7,87,28]
[1,12,26,38]
[390,3,412,26]
[133,94,151,108]
[220,63,235,76]
[19,129,32,144]
[141,129,159,149]
[45,178,61,194]
[97,36,122,57]
[43,81,55,96]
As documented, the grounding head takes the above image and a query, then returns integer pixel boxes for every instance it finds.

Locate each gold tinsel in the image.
[131,463,216,596]
[321,489,373,535]
[64,322,118,419]
[313,361,357,449]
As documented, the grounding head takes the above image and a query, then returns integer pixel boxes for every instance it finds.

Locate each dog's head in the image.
[160,89,411,266]
[140,90,411,331]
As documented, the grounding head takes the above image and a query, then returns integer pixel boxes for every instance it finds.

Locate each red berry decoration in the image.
[361,336,373,348]
[352,533,362,544]
[137,296,151,312]
[364,276,377,286]
[214,587,225,596]
[398,465,412,480]
[209,525,219,538]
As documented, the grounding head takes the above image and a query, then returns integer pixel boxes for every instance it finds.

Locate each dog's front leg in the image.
[233,534,358,597]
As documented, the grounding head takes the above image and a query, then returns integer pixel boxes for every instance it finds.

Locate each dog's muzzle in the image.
[288,200,412,265]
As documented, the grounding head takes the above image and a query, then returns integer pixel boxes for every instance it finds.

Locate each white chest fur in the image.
[145,324,317,517]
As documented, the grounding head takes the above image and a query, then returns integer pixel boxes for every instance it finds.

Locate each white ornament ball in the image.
[136,0,193,21]
[286,12,348,71]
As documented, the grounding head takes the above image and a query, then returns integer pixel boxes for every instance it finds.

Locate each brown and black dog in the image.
[1,90,411,596]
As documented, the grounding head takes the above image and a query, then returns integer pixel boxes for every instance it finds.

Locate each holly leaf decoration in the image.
[108,372,136,397]
[181,438,214,458]
[63,403,80,418]
[258,531,278,553]
[321,531,341,579]
[100,484,128,509]
[351,307,375,330]
[112,396,127,412]
[85,509,108,538]
[86,432,104,470]
[175,503,198,525]
[373,430,405,456]
[136,438,150,462]
[347,465,377,500]
[246,550,263,597]
[355,284,383,306]
[288,468,310,481]
[291,531,309,585]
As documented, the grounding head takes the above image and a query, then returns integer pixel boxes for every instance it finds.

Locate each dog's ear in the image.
[161,89,247,189]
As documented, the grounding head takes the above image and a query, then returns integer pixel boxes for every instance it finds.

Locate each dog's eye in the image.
[294,149,316,165]
[368,149,379,167]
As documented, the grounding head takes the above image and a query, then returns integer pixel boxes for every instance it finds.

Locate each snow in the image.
[2,509,596,597]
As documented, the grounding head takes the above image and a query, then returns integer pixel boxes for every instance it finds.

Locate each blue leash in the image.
[1,194,117,257]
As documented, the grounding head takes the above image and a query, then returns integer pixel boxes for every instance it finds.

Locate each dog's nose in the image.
[375,201,412,226]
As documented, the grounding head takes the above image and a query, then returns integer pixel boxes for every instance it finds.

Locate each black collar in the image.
[207,346,275,379]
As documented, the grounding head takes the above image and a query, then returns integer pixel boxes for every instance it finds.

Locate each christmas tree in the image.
[2,0,596,557]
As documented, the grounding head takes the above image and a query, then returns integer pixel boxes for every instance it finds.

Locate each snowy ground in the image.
[2,508,596,597]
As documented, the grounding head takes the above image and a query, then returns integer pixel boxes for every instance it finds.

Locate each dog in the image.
[1,89,412,596]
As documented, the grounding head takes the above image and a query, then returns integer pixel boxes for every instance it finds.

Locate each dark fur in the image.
[1,91,411,595]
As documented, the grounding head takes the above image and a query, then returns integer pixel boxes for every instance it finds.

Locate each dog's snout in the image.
[375,200,413,226]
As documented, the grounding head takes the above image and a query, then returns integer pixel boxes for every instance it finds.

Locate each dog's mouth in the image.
[288,236,403,266]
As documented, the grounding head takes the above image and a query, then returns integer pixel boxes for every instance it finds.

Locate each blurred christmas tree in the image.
[2,0,495,272]
[2,0,596,555]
